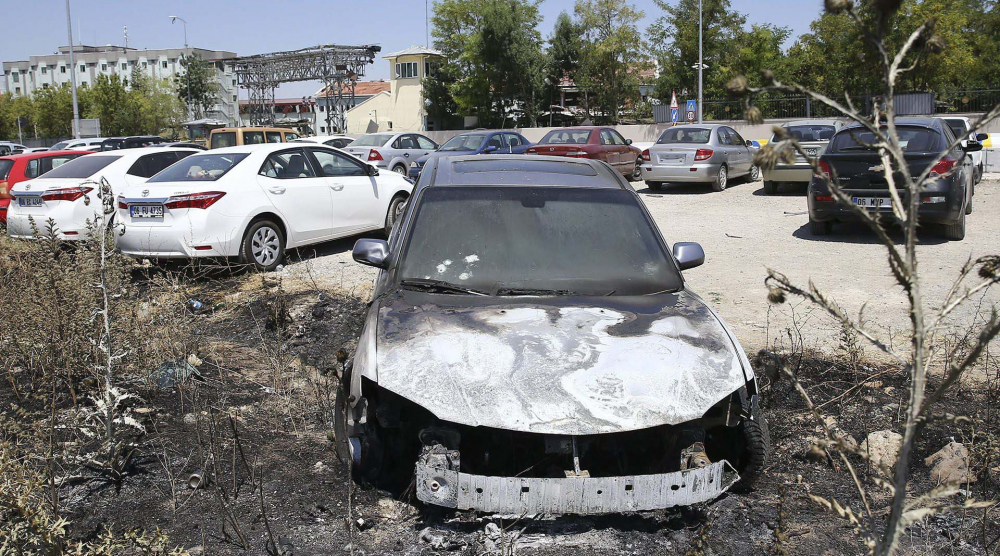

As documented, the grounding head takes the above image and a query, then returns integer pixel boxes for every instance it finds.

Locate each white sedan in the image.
[115,143,413,271]
[7,147,199,240]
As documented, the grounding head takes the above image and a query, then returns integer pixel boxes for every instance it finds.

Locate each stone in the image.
[823,416,858,451]
[859,430,903,472]
[924,441,976,485]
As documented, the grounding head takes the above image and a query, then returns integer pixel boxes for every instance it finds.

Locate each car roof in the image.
[419,154,627,189]
[207,143,328,155]
[0,150,94,161]
[841,117,944,131]
[783,119,842,127]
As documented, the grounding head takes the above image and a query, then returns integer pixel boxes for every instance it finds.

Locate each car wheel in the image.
[732,405,771,493]
[943,210,966,241]
[763,180,777,195]
[647,181,662,191]
[747,164,760,182]
[809,218,832,236]
[392,165,407,176]
[965,174,974,215]
[711,165,728,192]
[241,220,285,271]
[334,366,382,483]
[384,195,407,235]
[629,159,642,182]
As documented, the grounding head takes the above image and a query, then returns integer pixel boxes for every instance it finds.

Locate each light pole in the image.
[698,0,703,124]
[544,77,553,127]
[170,16,192,137]
[65,0,81,139]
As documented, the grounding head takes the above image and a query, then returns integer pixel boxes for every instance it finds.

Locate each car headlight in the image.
[410,161,419,168]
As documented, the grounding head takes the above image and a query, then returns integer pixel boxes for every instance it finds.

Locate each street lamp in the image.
[697,0,703,123]
[543,77,553,127]
[170,15,192,137]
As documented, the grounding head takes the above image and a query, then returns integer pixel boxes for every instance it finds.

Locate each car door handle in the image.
[268,186,286,194]
[404,153,409,157]
[330,185,344,192]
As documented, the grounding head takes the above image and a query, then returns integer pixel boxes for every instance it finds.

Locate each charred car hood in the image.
[372,289,751,435]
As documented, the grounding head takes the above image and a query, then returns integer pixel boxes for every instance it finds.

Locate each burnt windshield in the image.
[397,186,681,296]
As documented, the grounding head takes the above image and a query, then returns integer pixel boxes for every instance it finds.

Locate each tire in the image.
[711,165,728,192]
[966,174,974,215]
[392,164,407,176]
[809,218,832,236]
[384,195,407,235]
[763,180,777,195]
[746,165,760,183]
[628,159,642,182]
[240,219,285,271]
[943,210,966,241]
[732,408,771,493]
[647,181,662,191]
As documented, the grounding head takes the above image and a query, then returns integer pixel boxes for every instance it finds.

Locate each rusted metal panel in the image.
[416,461,738,514]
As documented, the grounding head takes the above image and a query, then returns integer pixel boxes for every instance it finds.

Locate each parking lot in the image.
[281,174,1000,355]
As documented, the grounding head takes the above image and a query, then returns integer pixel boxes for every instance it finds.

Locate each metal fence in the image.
[697,89,1000,121]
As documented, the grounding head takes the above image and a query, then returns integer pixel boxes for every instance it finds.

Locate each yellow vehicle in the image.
[208,127,301,149]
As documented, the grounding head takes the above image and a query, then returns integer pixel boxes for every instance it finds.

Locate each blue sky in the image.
[0,0,824,97]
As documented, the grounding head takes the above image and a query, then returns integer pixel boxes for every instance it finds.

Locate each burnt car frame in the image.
[337,155,769,515]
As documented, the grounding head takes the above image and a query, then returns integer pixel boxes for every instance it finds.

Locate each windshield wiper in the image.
[400,278,489,296]
[495,287,582,297]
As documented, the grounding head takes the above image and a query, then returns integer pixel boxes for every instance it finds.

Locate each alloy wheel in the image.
[749,165,760,181]
[251,226,280,266]
[393,165,407,175]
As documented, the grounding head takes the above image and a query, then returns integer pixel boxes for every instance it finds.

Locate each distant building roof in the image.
[382,46,444,59]
[315,80,390,98]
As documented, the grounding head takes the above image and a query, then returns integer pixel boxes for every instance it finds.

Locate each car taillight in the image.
[368,150,383,162]
[163,191,226,210]
[815,195,834,202]
[40,186,93,202]
[641,149,650,161]
[694,149,713,161]
[929,158,956,177]
[816,160,831,179]
[565,151,590,158]
[0,181,8,198]
[117,195,127,209]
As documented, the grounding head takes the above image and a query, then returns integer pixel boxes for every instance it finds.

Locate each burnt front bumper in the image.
[416,460,738,514]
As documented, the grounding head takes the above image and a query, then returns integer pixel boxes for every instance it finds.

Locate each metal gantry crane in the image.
[233,44,381,131]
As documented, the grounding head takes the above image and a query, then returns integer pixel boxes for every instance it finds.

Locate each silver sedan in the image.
[639,124,759,192]
[344,132,438,176]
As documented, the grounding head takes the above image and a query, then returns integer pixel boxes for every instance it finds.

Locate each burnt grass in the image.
[10,271,1000,555]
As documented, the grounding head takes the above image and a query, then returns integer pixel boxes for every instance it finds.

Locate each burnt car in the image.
[338,155,769,514]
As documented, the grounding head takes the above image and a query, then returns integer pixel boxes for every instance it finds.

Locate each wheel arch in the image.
[239,210,289,250]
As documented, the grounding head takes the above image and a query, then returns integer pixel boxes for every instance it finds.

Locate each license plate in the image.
[658,154,684,164]
[852,197,891,209]
[130,204,164,218]
[805,148,818,157]
[17,197,42,207]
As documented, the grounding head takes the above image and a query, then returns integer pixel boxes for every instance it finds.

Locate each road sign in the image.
[670,91,679,110]
[670,108,678,123]
[686,111,696,123]
[686,100,697,113]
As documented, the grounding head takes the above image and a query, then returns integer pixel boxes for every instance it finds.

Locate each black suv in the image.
[808,117,980,240]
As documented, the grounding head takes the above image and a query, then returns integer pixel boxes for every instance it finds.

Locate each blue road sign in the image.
[670,108,678,122]
[686,100,697,113]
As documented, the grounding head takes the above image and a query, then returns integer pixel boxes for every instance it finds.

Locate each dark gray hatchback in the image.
[337,155,770,515]
[807,117,980,240]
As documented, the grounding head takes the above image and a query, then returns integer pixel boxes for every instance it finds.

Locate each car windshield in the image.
[49,141,70,150]
[41,155,121,179]
[440,135,485,151]
[657,128,711,144]
[782,125,838,142]
[211,132,237,149]
[830,127,941,152]
[351,134,393,147]
[397,186,681,296]
[147,153,249,182]
[538,130,591,145]
[0,160,13,180]
[943,119,969,138]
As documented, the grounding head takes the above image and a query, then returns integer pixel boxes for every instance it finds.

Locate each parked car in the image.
[0,150,94,224]
[7,147,199,240]
[340,154,768,513]
[0,142,27,156]
[293,134,356,149]
[48,138,107,151]
[208,127,301,149]
[808,117,979,240]
[639,124,759,192]
[115,143,413,271]
[938,116,987,184]
[408,130,532,179]
[762,119,844,194]
[100,136,169,151]
[525,126,642,181]
[163,142,208,151]
[23,147,53,153]
[344,132,438,176]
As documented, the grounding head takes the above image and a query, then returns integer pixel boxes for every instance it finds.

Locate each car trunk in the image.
[345,146,375,162]
[10,178,88,215]
[823,150,941,190]
[646,144,706,166]
[528,144,589,158]
[787,140,830,166]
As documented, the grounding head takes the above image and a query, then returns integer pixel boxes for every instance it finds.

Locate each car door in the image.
[504,133,526,154]
[716,128,737,170]
[256,147,335,244]
[728,128,753,173]
[414,134,437,156]
[610,129,634,170]
[599,129,618,167]
[306,146,382,235]
[484,133,505,154]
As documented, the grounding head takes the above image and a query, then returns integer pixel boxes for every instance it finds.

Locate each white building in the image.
[2,45,240,125]
[345,46,444,134]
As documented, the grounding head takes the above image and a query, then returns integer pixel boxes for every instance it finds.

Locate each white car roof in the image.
[208,142,337,156]
[295,135,353,142]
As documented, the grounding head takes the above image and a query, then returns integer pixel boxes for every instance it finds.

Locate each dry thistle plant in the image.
[730,1,1000,553]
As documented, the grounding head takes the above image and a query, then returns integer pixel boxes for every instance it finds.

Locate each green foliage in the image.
[173,54,218,119]
[429,0,547,128]
[548,11,582,80]
[574,0,648,123]
[84,71,184,137]
[32,83,85,138]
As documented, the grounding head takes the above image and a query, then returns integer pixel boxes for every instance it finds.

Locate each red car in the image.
[525,126,642,181]
[0,150,94,223]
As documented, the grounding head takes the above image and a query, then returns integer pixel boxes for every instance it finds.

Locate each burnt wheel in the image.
[732,408,771,492]
[334,368,383,483]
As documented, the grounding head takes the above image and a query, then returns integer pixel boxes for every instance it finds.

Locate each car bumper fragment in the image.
[416,459,737,514]
[640,164,720,183]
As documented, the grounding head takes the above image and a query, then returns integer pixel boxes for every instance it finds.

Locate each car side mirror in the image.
[963,142,983,152]
[975,133,988,142]
[367,164,379,176]
[673,242,705,270]
[353,238,389,268]
[625,138,633,145]
[484,145,499,153]
[746,139,754,147]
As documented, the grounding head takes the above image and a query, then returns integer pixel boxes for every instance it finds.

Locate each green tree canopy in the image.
[574,0,648,123]
[173,54,218,119]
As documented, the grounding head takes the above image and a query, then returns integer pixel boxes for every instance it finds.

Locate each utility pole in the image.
[65,0,81,139]
[425,0,429,47]
[170,16,192,137]
[698,0,703,124]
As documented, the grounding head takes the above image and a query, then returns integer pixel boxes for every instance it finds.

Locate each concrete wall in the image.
[346,92,392,135]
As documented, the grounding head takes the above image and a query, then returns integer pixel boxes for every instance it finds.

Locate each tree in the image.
[0,93,35,141]
[429,0,547,128]
[84,74,141,136]
[173,55,218,119]
[33,84,80,138]
[548,11,582,80]
[574,0,647,123]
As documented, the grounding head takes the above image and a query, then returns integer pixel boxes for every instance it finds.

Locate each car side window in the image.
[730,129,748,147]
[265,131,283,143]
[400,135,420,149]
[309,148,367,177]
[244,131,265,145]
[505,134,522,148]
[285,132,299,141]
[259,149,317,179]
[415,135,437,150]
[25,159,41,178]
[717,128,732,146]
[599,130,613,145]
[611,130,627,146]
[486,134,504,150]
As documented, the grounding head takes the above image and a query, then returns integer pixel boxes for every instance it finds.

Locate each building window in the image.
[121,63,127,70]
[232,95,237,102]
[141,62,147,69]
[395,61,418,79]
[232,79,237,86]
[101,63,107,71]
[79,65,85,72]
[14,87,20,94]
[42,83,49,89]
[11,73,18,83]
[61,66,66,74]
[41,66,47,75]
[320,127,326,133]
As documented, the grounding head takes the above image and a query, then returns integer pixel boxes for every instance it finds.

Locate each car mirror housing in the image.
[745,139,754,147]
[963,142,983,152]
[975,133,988,142]
[367,164,379,176]
[484,145,499,153]
[673,242,705,270]
[625,138,633,145]
[353,238,389,268]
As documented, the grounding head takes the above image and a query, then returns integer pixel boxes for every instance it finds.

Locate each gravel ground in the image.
[279,174,1000,355]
